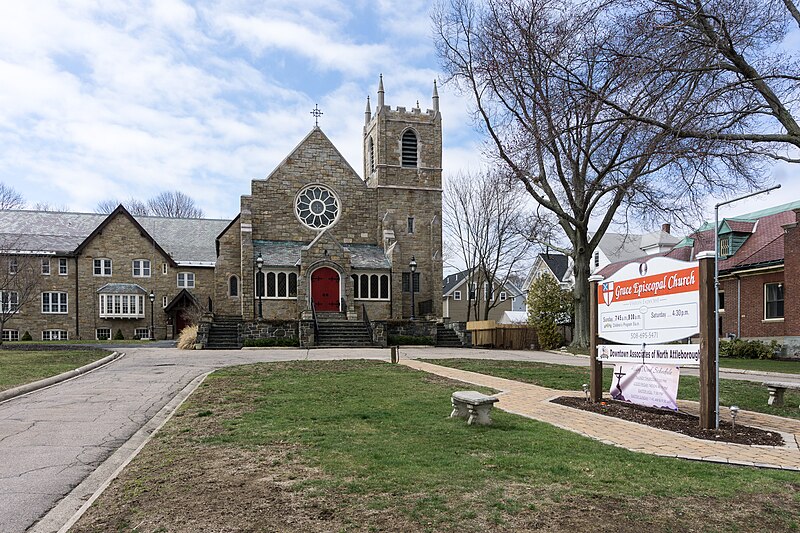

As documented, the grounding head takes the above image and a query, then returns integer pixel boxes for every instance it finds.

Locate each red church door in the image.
[311,267,340,312]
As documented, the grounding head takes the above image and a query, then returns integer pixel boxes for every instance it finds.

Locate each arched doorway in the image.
[311,267,340,312]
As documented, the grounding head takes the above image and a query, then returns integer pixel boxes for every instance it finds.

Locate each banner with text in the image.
[597,257,699,344]
[610,363,680,411]
[598,344,699,366]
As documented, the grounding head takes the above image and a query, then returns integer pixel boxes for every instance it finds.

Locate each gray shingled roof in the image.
[97,283,148,294]
[0,210,230,264]
[253,240,391,269]
[540,253,569,281]
[443,269,469,294]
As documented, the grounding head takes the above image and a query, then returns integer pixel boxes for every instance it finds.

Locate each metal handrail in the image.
[362,303,373,343]
[311,299,320,341]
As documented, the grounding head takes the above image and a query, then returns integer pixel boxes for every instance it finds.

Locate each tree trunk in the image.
[572,244,592,348]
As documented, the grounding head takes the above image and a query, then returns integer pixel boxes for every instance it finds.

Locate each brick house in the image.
[0,77,443,344]
[597,201,800,354]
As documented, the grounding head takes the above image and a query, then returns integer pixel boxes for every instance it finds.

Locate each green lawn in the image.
[423,359,800,419]
[0,349,109,392]
[72,361,800,533]
[719,357,800,374]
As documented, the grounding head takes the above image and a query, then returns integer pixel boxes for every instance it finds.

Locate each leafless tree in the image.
[31,202,70,212]
[95,198,150,216]
[0,183,25,210]
[0,238,42,345]
[147,191,204,218]
[600,0,800,154]
[443,170,535,320]
[433,0,765,346]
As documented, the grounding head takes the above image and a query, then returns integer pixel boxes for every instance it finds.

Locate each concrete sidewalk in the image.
[401,359,800,471]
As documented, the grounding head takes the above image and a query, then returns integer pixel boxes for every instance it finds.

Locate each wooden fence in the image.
[466,320,537,350]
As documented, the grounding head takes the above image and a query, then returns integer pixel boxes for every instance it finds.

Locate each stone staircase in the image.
[436,324,464,347]
[206,316,242,350]
[315,313,374,347]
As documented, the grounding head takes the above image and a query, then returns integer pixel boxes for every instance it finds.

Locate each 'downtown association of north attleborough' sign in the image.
[597,257,700,344]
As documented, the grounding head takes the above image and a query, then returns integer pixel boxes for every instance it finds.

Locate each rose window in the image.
[295,185,340,229]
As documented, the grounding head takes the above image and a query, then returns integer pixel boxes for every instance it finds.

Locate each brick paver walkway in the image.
[402,360,800,471]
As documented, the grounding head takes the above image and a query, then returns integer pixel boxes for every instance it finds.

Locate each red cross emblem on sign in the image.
[601,282,614,306]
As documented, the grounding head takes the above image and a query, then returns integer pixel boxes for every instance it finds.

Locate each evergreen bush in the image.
[243,337,300,347]
[719,338,780,359]
[113,329,124,341]
[21,331,32,341]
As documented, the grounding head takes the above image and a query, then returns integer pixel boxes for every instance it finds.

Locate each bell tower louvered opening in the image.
[401,130,418,167]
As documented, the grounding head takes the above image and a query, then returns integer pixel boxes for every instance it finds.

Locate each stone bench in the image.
[763,381,800,407]
[450,390,499,425]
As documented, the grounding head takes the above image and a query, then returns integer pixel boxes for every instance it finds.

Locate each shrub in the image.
[388,335,435,346]
[719,338,780,359]
[177,325,199,350]
[536,320,562,351]
[113,329,124,341]
[243,337,300,347]
[21,331,32,341]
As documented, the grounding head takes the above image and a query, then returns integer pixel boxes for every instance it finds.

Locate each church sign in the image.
[597,257,700,344]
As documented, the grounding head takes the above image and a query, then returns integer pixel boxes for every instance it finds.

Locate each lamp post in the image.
[409,256,417,320]
[713,184,780,428]
[149,290,155,340]
[256,252,264,320]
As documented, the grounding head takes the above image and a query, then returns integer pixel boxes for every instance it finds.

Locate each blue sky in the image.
[0,1,794,227]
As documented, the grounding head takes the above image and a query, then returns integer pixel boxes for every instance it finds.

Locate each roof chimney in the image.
[661,223,671,234]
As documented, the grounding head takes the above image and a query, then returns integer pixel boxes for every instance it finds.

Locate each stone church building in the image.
[0,78,443,347]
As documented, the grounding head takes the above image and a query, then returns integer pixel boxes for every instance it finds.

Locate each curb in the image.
[29,371,212,533]
[0,351,123,404]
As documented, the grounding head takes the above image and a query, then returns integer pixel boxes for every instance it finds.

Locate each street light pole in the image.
[256,252,264,320]
[149,290,155,340]
[409,256,417,320]
[713,184,780,428]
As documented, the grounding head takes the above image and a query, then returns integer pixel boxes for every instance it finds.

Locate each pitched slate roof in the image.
[442,268,523,297]
[96,283,147,294]
[540,253,569,281]
[0,209,230,265]
[253,240,391,269]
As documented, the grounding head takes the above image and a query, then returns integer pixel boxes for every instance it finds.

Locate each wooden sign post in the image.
[697,251,717,429]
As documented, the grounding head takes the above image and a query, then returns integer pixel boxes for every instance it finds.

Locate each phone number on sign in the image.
[629,331,660,340]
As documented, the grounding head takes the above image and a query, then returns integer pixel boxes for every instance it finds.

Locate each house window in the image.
[719,237,730,257]
[484,282,493,301]
[94,258,112,276]
[8,258,17,274]
[59,258,68,275]
[2,329,19,341]
[132,259,151,277]
[1,291,19,313]
[41,258,50,275]
[500,291,507,302]
[469,282,477,300]
[401,130,418,167]
[99,294,145,318]
[402,272,420,292]
[718,291,725,313]
[42,292,68,314]
[162,263,168,275]
[42,330,68,341]
[594,251,600,269]
[259,271,298,299]
[134,327,150,340]
[177,272,195,288]
[351,273,390,300]
[368,137,375,173]
[229,275,239,297]
[407,217,415,234]
[454,291,461,301]
[765,283,784,320]
[96,328,111,340]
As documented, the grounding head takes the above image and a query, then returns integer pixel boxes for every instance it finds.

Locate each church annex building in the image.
[1,79,444,347]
